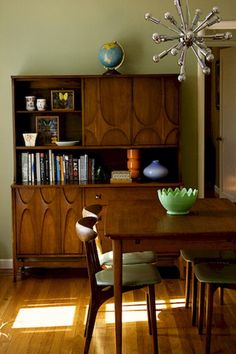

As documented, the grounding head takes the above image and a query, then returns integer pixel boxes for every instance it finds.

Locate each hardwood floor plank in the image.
[0,269,236,353]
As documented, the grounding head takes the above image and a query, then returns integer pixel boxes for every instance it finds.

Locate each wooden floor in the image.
[0,267,236,354]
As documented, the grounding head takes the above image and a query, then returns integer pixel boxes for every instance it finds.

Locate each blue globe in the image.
[98,41,125,72]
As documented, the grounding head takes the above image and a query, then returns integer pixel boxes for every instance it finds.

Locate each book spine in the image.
[73,158,79,182]
[55,155,60,183]
[44,151,49,183]
[48,149,53,183]
[60,155,64,182]
[40,152,45,183]
[31,153,35,183]
[79,154,88,183]
[28,153,32,183]
[68,154,74,182]
[36,152,41,183]
[21,152,29,183]
[64,155,69,182]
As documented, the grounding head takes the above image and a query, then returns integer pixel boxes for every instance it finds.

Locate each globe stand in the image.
[102,69,122,76]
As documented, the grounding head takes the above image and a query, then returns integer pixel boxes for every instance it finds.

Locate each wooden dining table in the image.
[104,197,236,354]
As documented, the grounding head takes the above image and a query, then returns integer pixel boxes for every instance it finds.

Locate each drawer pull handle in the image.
[95,194,102,199]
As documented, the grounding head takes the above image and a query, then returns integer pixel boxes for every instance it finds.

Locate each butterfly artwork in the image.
[59,92,68,102]
[51,90,74,110]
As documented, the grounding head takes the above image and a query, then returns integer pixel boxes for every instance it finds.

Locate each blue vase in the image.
[143,160,168,180]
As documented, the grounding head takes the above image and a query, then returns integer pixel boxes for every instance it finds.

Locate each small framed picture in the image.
[36,116,59,145]
[51,90,74,111]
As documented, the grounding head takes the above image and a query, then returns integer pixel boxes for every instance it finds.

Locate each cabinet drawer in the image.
[84,186,158,205]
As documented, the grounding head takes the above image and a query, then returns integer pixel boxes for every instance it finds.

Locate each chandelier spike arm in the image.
[145,2,232,81]
[152,33,181,43]
[174,0,187,30]
[145,13,182,35]
[199,32,233,40]
[193,7,219,33]
[153,42,183,62]
[207,16,221,27]
[171,42,184,56]
[190,9,202,30]
[178,46,188,82]
[191,45,210,75]
[164,12,185,33]
[185,0,191,29]
[192,42,214,62]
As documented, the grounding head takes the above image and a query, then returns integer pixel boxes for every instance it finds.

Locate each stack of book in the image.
[20,151,95,184]
[110,170,132,183]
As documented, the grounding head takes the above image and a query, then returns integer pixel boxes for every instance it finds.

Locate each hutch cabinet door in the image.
[83,77,132,145]
[14,186,61,255]
[60,186,84,254]
[132,76,179,145]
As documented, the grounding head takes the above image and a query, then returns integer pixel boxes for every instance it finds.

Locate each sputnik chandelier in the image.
[145,0,232,81]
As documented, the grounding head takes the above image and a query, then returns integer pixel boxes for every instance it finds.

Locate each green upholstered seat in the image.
[180,249,236,262]
[180,249,221,262]
[96,263,161,287]
[99,250,157,267]
[194,262,236,284]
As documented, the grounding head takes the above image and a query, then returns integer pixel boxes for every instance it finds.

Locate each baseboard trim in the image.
[0,259,13,269]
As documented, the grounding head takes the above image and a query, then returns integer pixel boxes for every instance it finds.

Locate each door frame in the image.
[197,21,236,197]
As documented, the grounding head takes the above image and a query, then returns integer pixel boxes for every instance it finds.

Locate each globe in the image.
[98,41,125,73]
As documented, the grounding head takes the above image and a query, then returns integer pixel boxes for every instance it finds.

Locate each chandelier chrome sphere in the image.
[145,0,232,82]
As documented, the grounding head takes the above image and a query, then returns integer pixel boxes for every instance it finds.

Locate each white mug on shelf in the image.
[25,96,36,111]
[23,133,38,146]
[36,98,46,111]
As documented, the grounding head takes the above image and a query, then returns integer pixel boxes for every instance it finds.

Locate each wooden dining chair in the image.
[193,262,236,354]
[180,249,236,325]
[75,216,162,354]
[82,204,157,267]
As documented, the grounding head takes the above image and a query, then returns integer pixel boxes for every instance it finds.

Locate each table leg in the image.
[112,239,123,354]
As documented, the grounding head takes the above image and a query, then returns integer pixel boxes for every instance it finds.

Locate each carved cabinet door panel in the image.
[60,186,84,254]
[83,77,132,145]
[35,187,61,254]
[14,186,61,255]
[14,187,38,255]
[132,76,179,145]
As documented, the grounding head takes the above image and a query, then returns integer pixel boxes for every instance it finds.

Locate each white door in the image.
[220,47,236,201]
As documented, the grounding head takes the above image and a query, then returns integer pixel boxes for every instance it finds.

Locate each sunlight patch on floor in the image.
[12,305,76,329]
[104,298,185,324]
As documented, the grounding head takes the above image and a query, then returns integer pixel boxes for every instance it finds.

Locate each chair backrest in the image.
[82,204,103,256]
[82,204,103,219]
[75,216,102,288]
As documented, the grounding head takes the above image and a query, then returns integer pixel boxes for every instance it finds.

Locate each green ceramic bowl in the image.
[157,187,198,215]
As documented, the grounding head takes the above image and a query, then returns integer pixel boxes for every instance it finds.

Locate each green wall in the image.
[0,0,235,260]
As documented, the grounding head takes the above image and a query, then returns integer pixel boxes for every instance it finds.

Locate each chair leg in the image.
[84,303,91,337]
[146,292,152,335]
[198,281,205,334]
[191,268,198,326]
[205,284,215,354]
[219,286,224,305]
[185,261,192,308]
[84,302,100,354]
[148,284,158,354]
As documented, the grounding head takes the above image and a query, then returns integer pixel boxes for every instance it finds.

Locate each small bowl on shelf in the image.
[55,141,79,146]
[157,187,198,215]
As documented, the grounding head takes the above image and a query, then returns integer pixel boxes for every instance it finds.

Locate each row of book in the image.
[20,151,95,184]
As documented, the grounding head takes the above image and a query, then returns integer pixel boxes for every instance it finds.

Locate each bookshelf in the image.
[11,74,181,280]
